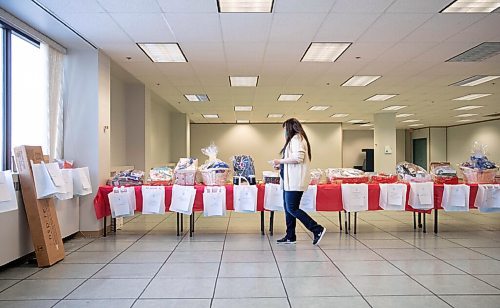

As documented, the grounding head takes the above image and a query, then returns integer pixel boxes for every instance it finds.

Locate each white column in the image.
[374,113,397,173]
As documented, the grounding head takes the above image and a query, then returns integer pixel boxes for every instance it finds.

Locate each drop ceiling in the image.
[12,0,500,128]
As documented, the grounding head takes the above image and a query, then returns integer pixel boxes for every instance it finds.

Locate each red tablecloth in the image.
[93,183,480,220]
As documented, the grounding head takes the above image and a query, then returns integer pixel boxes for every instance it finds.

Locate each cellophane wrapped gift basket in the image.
[199,143,230,186]
[459,142,498,184]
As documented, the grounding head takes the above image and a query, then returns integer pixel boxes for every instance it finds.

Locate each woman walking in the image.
[273,118,326,245]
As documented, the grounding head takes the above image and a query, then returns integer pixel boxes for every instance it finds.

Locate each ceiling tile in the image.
[268,13,327,43]
[386,0,453,13]
[111,13,176,42]
[315,13,380,42]
[274,0,335,13]
[332,0,394,13]
[224,42,266,62]
[38,0,104,13]
[357,13,433,43]
[164,13,222,42]
[157,0,218,13]
[220,14,273,42]
[61,13,131,45]
[97,0,161,13]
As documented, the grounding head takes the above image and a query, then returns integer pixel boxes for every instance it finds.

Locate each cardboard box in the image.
[14,146,65,267]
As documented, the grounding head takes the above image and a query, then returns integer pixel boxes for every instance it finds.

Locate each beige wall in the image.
[374,113,397,173]
[430,127,447,163]
[396,129,406,164]
[110,75,127,166]
[190,123,342,178]
[447,119,500,169]
[149,96,173,167]
[342,130,373,168]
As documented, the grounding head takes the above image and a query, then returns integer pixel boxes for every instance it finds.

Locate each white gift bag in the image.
[108,187,135,218]
[341,184,368,212]
[203,186,226,217]
[170,184,196,215]
[72,167,92,196]
[233,185,258,213]
[299,185,317,212]
[379,183,407,211]
[264,183,284,211]
[0,171,18,213]
[142,186,165,214]
[475,184,500,213]
[442,184,470,212]
[56,169,74,200]
[409,182,434,210]
[31,161,66,199]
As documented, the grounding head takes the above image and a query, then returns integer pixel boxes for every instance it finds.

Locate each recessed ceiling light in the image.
[451,75,500,87]
[234,106,253,112]
[360,123,374,127]
[278,94,303,101]
[301,42,352,62]
[308,106,330,111]
[457,119,473,122]
[453,94,491,101]
[382,105,407,111]
[331,113,349,118]
[202,114,219,119]
[441,1,500,13]
[268,113,284,118]
[347,119,365,123]
[402,119,420,123]
[454,105,484,111]
[447,42,500,62]
[137,43,187,62]
[218,0,274,13]
[342,76,381,87]
[229,76,258,87]
[396,113,414,118]
[184,94,209,102]
[237,120,250,124]
[408,124,424,127]
[365,94,398,101]
[455,113,478,117]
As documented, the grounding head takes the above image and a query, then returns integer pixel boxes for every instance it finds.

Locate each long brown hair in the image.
[280,118,312,161]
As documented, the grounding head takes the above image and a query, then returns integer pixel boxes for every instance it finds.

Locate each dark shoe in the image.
[277,236,296,244]
[313,227,326,245]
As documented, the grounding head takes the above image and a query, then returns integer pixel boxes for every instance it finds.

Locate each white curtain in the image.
[41,42,64,159]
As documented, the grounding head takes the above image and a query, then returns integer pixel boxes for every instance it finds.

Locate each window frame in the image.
[0,22,40,170]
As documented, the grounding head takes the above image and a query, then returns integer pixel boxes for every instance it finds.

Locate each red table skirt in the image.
[93,183,479,220]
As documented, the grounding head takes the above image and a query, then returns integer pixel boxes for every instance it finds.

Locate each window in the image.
[1,23,46,170]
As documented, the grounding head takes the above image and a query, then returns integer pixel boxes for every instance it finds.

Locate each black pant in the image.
[284,191,322,240]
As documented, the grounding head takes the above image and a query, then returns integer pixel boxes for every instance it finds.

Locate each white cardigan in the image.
[280,134,310,192]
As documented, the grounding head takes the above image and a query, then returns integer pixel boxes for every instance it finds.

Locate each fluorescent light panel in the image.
[457,119,473,122]
[218,0,273,13]
[442,1,500,13]
[366,94,398,101]
[331,113,349,118]
[342,75,381,87]
[451,75,500,86]
[382,105,407,111]
[308,106,330,111]
[348,119,365,123]
[454,105,484,111]
[234,105,253,112]
[203,114,219,119]
[396,113,414,118]
[402,119,420,123]
[360,124,373,127]
[409,124,424,127]
[278,94,303,101]
[301,42,351,62]
[137,43,187,62]
[268,113,284,118]
[184,94,209,102]
[453,93,491,101]
[447,42,500,62]
[237,120,250,124]
[455,113,478,117]
[229,76,258,87]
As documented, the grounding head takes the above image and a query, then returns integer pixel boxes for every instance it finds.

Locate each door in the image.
[413,138,427,170]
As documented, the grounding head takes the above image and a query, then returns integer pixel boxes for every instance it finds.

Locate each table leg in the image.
[269,211,274,236]
[112,218,117,233]
[189,213,194,237]
[103,216,107,237]
[413,212,416,230]
[181,214,184,232]
[434,209,439,234]
[418,212,422,228]
[339,211,342,231]
[176,213,180,236]
[260,211,265,235]
[344,211,348,235]
[348,212,351,231]
[354,212,357,234]
[423,213,427,233]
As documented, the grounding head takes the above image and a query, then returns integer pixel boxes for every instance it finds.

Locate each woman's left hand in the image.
[272,159,281,166]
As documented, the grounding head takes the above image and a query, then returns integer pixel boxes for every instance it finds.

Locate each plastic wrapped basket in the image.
[200,168,230,186]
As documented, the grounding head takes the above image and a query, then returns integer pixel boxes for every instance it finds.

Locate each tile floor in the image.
[1,210,500,308]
